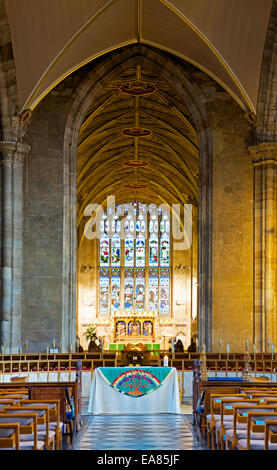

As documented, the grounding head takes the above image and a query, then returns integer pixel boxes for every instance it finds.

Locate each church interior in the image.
[0,0,276,453]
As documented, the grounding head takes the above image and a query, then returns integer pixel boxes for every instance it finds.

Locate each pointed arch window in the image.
[98,202,172,316]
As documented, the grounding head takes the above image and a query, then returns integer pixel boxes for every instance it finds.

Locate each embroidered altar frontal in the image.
[88,366,181,414]
[99,367,173,397]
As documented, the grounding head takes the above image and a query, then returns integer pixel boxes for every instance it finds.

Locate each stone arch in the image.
[256,1,277,142]
[62,44,213,350]
[0,0,18,140]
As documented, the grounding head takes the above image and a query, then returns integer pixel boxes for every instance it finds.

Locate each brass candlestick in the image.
[200,344,208,381]
[241,339,253,382]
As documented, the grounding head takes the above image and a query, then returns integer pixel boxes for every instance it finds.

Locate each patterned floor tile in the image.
[71,409,208,450]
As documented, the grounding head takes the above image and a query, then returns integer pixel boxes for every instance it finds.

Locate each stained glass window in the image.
[111,234,120,267]
[149,234,158,267]
[135,269,145,311]
[100,233,109,267]
[98,202,172,316]
[149,269,159,312]
[99,269,109,314]
[136,235,145,267]
[125,235,134,267]
[111,268,120,312]
[160,269,170,314]
[160,234,170,267]
[124,269,134,311]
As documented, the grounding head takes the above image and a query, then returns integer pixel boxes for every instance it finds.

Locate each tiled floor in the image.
[70,398,208,450]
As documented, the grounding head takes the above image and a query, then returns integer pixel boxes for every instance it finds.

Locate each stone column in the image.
[249,143,277,352]
[0,140,30,352]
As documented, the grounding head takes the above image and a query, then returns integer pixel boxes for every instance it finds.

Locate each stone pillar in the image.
[0,140,30,352]
[249,142,277,352]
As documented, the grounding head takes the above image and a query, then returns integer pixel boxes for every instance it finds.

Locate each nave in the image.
[71,399,206,451]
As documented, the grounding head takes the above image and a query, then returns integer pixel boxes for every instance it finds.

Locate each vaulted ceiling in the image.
[77,57,198,223]
[5,0,273,113]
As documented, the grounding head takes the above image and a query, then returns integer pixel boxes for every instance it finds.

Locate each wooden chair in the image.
[20,400,62,450]
[3,405,55,450]
[215,398,260,450]
[265,419,277,450]
[207,393,247,449]
[238,411,277,450]
[227,404,277,450]
[0,412,44,449]
[0,400,16,411]
[0,423,20,450]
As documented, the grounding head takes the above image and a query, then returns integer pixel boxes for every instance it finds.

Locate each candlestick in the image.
[46,346,49,354]
[253,344,256,360]
[241,339,253,382]
[267,338,271,353]
[1,345,4,354]
[200,345,208,381]
[163,355,168,367]
[219,339,223,353]
[52,339,56,349]
[70,343,73,353]
[18,346,22,354]
[272,344,275,360]
[196,338,199,352]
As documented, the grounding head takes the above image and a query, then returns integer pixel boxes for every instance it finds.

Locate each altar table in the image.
[87,366,181,415]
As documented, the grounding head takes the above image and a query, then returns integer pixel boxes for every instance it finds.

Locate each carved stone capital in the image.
[0,140,31,165]
[248,142,277,166]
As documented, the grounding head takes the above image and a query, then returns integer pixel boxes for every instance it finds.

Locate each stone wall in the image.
[22,92,74,352]
[209,98,254,351]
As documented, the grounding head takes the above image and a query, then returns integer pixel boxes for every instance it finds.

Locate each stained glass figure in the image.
[99,270,109,314]
[111,269,120,312]
[160,234,170,267]
[124,269,134,311]
[149,234,158,267]
[149,269,158,312]
[160,269,170,314]
[111,234,120,266]
[136,236,145,267]
[135,269,145,311]
[100,233,109,267]
[125,236,134,267]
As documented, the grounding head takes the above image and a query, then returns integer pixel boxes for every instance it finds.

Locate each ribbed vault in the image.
[77,55,199,228]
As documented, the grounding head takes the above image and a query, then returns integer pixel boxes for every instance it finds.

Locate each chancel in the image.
[0,0,277,452]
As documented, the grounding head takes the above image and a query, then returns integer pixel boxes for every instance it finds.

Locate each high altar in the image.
[91,312,188,350]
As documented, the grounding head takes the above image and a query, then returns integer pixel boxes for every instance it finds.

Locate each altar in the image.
[114,313,155,344]
[87,366,181,415]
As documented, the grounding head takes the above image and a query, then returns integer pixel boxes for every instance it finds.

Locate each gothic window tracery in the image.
[98,202,171,315]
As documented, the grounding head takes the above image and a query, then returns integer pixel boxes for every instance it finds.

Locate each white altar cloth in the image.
[87,367,181,415]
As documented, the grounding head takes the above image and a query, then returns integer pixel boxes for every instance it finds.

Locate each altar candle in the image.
[226,344,230,360]
[70,343,73,353]
[163,355,168,367]
[25,340,28,351]
[18,346,22,354]
[267,338,271,352]
[52,339,56,349]
[253,344,256,360]
[196,338,199,352]
[272,344,275,360]
[46,346,49,354]
[219,339,223,352]
[1,345,4,354]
